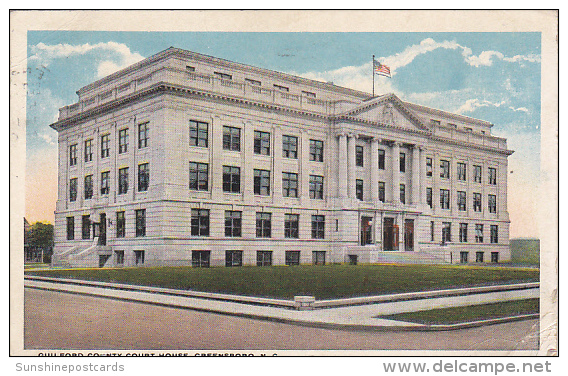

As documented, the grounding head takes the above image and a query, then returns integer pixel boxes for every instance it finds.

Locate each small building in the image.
[50,47,512,268]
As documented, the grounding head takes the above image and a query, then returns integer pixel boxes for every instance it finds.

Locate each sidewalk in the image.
[24,277,539,331]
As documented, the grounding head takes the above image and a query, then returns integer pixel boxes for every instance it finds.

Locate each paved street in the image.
[24,288,539,351]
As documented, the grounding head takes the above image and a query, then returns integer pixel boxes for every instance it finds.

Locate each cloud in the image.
[509,106,530,114]
[37,133,56,146]
[30,41,145,77]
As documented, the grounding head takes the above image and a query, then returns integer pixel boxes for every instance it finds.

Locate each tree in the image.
[24,221,54,263]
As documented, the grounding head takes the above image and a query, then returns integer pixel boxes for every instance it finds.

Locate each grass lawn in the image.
[379,298,539,325]
[26,264,539,300]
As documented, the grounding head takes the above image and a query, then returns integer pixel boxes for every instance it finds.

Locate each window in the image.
[116,211,125,238]
[222,126,241,151]
[82,215,91,240]
[457,162,467,181]
[186,65,195,72]
[189,162,209,191]
[134,250,145,265]
[311,215,325,239]
[119,128,128,154]
[101,134,110,158]
[460,252,469,264]
[457,191,466,211]
[400,184,406,204]
[273,84,289,92]
[378,149,385,170]
[223,166,241,193]
[426,187,433,208]
[84,139,93,162]
[245,78,261,86]
[475,224,484,243]
[189,120,208,148]
[226,250,243,267]
[379,181,385,202]
[115,250,125,265]
[282,172,298,198]
[100,171,110,195]
[490,225,498,244]
[355,145,364,167]
[476,252,484,263]
[431,119,441,125]
[69,178,78,202]
[356,179,364,200]
[256,212,272,238]
[302,90,316,98]
[488,194,497,213]
[282,135,298,159]
[69,144,77,166]
[138,163,149,192]
[257,251,272,266]
[474,165,482,183]
[84,175,93,200]
[118,167,129,195]
[254,169,271,196]
[442,222,451,243]
[214,71,232,80]
[309,139,324,162]
[399,152,406,172]
[473,193,482,212]
[309,175,324,199]
[66,217,74,240]
[192,251,210,268]
[426,157,433,177]
[284,214,299,238]
[488,167,497,185]
[135,209,146,237]
[225,211,242,237]
[285,251,300,266]
[430,221,435,241]
[440,160,450,179]
[254,130,271,155]
[459,223,468,243]
[313,251,326,266]
[191,209,210,237]
[440,189,450,209]
[491,252,499,263]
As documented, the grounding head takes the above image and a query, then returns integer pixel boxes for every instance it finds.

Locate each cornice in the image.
[404,101,494,127]
[51,82,333,131]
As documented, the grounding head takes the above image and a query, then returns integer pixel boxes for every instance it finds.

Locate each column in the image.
[419,147,426,205]
[412,145,421,205]
[338,133,348,198]
[392,142,401,204]
[347,133,357,199]
[272,125,283,202]
[211,116,223,201]
[370,138,380,202]
[242,121,254,201]
[299,130,310,205]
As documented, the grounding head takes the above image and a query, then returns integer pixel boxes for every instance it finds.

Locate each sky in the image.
[25,31,542,238]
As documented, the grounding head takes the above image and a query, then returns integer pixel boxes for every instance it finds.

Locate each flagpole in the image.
[372,55,375,97]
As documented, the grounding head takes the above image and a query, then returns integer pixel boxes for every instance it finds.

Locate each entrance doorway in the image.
[404,219,414,252]
[360,216,373,245]
[383,218,399,251]
[98,213,106,246]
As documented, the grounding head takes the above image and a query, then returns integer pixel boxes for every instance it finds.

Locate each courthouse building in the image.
[50,47,512,268]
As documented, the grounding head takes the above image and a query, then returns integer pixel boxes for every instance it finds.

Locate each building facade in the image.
[50,47,512,268]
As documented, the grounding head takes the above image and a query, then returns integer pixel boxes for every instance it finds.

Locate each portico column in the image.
[412,145,421,205]
[338,133,348,198]
[347,133,357,199]
[420,147,426,205]
[370,138,380,202]
[392,142,401,204]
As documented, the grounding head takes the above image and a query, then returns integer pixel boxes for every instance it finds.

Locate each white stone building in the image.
[50,47,512,268]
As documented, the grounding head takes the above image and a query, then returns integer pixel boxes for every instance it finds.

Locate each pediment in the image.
[336,93,430,132]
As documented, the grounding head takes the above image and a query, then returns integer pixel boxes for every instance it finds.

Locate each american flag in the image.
[374,60,391,78]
